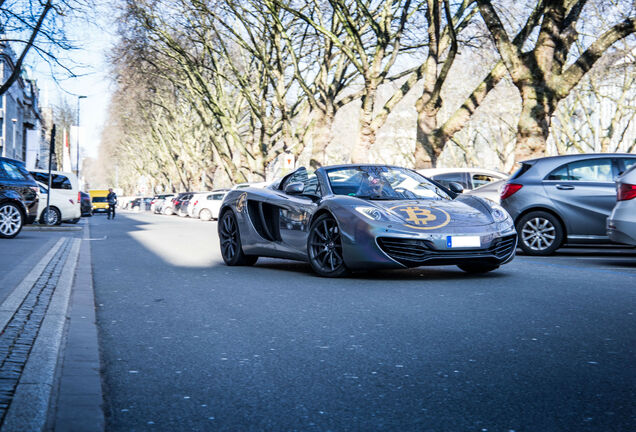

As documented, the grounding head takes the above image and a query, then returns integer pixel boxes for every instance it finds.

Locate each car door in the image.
[543,157,618,238]
[276,169,321,254]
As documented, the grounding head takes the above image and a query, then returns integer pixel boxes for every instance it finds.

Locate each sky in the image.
[29,1,118,160]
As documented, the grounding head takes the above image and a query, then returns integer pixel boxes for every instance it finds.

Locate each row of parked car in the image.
[0,156,100,238]
[122,190,230,221]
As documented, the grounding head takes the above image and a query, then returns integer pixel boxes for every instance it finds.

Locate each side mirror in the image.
[448,182,464,194]
[284,181,304,195]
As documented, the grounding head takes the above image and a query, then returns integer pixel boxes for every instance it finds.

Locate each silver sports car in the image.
[218,165,517,277]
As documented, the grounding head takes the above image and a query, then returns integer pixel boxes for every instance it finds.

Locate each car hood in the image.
[363,196,494,228]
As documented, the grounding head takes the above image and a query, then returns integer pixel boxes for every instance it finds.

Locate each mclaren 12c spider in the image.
[218,165,517,277]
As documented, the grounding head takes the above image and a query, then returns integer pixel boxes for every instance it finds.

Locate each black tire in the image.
[516,211,564,256]
[163,207,173,216]
[307,214,349,277]
[199,208,212,221]
[218,211,258,266]
[0,202,24,239]
[67,218,81,224]
[41,206,62,226]
[457,263,500,274]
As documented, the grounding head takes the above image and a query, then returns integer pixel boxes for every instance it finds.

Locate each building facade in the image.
[0,42,49,169]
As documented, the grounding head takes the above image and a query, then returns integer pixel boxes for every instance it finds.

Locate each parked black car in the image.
[80,191,92,216]
[176,193,194,217]
[130,197,153,211]
[0,157,39,238]
[164,192,192,216]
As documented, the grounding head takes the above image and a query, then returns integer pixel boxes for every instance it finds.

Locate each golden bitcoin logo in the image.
[400,207,437,225]
[389,205,451,230]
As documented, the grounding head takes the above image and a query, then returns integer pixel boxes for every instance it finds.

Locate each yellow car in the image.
[89,189,110,213]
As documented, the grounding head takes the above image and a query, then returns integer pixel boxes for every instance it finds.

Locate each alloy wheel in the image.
[42,207,60,225]
[220,212,239,260]
[0,204,23,238]
[308,216,346,276]
[521,217,556,251]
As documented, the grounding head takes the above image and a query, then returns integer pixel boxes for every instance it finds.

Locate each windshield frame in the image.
[321,165,452,201]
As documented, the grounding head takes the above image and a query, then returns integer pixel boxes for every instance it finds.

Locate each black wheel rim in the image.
[309,218,344,272]
[220,213,239,260]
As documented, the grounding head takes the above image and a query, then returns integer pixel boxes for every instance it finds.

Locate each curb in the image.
[2,238,81,431]
[24,226,83,232]
[50,219,105,431]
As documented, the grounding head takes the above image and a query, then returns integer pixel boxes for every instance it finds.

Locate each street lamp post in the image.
[76,95,87,179]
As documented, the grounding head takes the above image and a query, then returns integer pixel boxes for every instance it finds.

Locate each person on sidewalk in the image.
[107,188,118,220]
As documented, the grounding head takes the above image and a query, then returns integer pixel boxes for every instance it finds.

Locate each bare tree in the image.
[476,0,636,161]
[0,0,92,95]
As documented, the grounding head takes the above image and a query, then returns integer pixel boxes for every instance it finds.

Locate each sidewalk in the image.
[0,221,104,431]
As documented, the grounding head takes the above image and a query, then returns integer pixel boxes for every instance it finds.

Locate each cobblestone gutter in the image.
[0,237,81,431]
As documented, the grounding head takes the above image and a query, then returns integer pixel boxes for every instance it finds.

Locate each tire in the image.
[458,263,500,274]
[218,211,258,266]
[0,202,24,239]
[307,214,349,277]
[67,218,80,224]
[516,211,564,256]
[41,206,62,226]
[199,209,212,221]
[163,207,173,216]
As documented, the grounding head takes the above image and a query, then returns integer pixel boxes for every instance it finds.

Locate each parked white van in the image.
[29,170,81,225]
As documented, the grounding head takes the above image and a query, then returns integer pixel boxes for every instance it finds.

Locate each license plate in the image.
[447,236,481,248]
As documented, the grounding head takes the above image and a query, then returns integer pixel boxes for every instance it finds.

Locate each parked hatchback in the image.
[607,163,636,246]
[190,191,228,220]
[501,153,636,255]
[0,157,39,238]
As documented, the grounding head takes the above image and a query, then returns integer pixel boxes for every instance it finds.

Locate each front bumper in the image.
[339,216,517,270]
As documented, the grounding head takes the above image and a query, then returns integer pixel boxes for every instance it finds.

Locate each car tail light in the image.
[500,183,523,200]
[78,192,82,202]
[193,200,198,206]
[617,183,636,201]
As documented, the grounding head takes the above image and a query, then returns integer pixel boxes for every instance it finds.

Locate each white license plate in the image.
[447,236,481,248]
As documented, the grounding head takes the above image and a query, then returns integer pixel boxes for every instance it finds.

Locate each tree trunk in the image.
[515,85,555,161]
[309,108,334,169]
[351,84,378,164]
[414,96,439,168]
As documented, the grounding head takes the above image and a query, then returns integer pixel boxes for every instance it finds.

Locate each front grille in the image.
[377,234,517,266]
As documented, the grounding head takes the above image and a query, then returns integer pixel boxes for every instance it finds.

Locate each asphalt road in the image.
[89,211,636,432]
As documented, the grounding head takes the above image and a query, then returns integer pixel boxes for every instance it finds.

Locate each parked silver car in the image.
[500,153,636,255]
[607,163,636,246]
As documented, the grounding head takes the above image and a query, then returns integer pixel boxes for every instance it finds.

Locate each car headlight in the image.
[355,206,385,221]
[490,203,511,223]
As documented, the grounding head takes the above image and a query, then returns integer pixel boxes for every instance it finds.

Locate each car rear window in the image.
[510,163,532,180]
[92,197,107,203]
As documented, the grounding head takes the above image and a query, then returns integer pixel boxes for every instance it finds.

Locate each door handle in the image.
[556,184,575,190]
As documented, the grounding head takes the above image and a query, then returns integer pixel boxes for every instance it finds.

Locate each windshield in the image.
[326,166,451,200]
